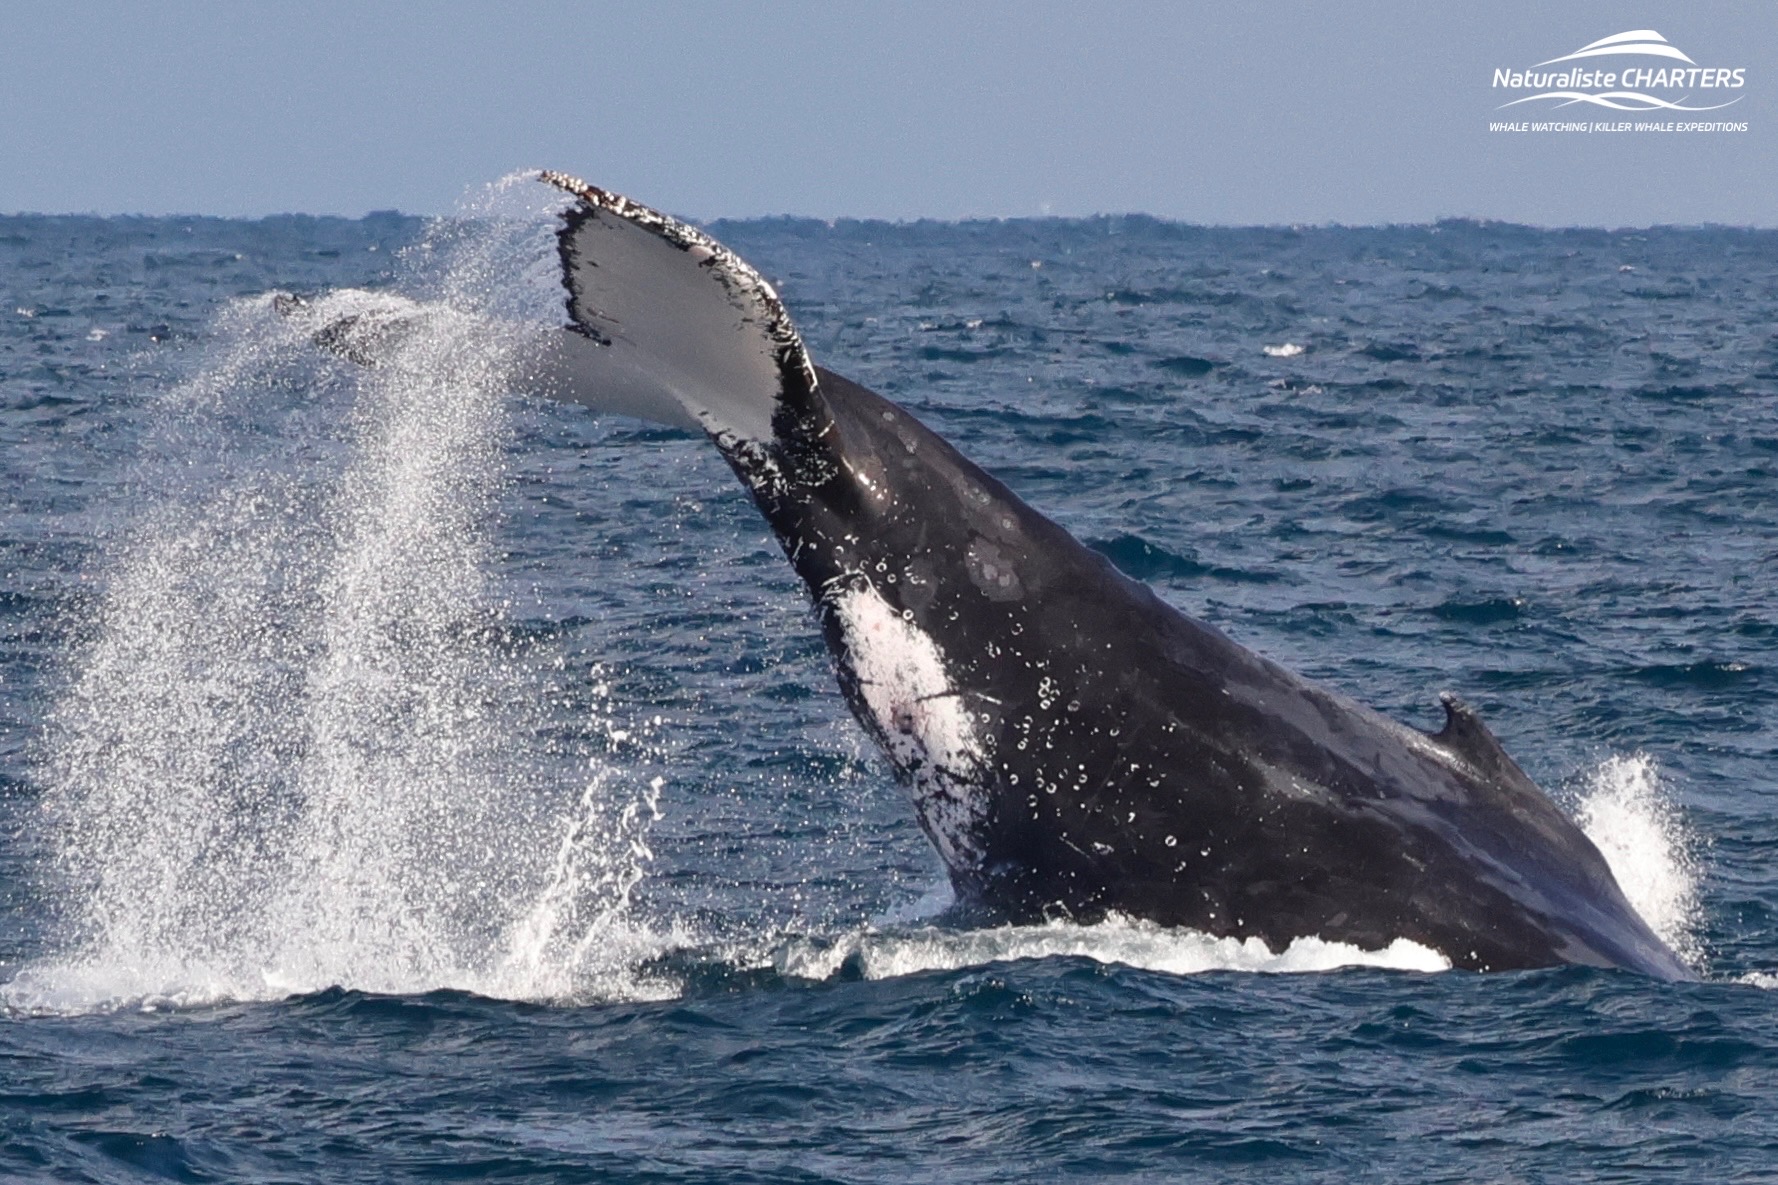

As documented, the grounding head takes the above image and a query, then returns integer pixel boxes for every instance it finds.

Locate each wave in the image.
[2,916,1449,1016]
[1535,30,1695,68]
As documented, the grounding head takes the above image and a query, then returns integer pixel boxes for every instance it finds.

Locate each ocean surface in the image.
[2,186,1776,1182]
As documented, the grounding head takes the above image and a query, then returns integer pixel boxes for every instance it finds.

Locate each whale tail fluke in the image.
[275,172,822,446]
[537,171,820,451]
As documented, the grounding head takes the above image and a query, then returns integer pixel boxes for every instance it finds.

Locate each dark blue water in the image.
[2,199,1776,1181]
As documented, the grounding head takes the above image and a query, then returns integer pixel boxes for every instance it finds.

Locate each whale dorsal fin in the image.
[1428,692,1542,793]
[537,172,819,449]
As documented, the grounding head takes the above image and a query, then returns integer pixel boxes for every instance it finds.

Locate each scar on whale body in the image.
[275,172,1695,980]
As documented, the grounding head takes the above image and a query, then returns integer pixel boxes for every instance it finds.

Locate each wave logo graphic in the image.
[1535,30,1695,68]
[1492,30,1746,112]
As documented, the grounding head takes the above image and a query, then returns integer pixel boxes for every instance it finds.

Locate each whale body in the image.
[286,173,1695,979]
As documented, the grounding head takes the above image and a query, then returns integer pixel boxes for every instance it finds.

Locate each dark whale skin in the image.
[745,367,1692,979]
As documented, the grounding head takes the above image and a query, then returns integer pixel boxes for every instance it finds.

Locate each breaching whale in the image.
[284,172,1694,979]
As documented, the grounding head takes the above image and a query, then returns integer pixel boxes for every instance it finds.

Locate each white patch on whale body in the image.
[827,582,988,871]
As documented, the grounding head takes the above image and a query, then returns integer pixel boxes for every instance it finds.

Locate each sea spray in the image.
[13,182,667,1011]
[1574,752,1704,967]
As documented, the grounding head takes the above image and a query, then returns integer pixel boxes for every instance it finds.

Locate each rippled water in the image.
[1,194,1775,1180]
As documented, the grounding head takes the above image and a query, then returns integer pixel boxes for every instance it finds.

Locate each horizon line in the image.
[2,207,1774,233]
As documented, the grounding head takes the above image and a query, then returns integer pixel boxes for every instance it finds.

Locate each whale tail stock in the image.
[274,171,1695,980]
[531,175,1692,980]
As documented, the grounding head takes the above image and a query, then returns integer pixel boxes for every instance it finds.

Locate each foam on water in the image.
[772,917,1451,981]
[1572,753,1704,967]
[4,179,673,1015]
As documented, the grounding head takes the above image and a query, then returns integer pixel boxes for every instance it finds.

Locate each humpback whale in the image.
[284,173,1693,979]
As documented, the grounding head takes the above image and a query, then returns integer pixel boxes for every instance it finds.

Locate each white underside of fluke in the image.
[539,172,816,449]
[278,173,819,449]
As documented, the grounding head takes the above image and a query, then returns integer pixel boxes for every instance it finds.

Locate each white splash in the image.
[4,179,668,1016]
[773,916,1450,981]
[1263,342,1306,358]
[1574,753,1703,965]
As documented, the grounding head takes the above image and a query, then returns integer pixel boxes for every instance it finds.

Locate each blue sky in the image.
[3,1,1772,225]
